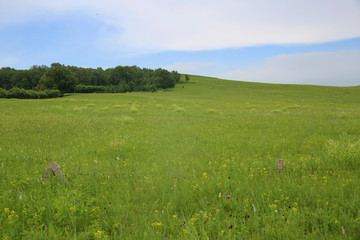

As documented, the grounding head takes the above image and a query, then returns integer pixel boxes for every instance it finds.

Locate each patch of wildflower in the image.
[94,230,108,239]
[3,209,18,225]
[151,221,162,226]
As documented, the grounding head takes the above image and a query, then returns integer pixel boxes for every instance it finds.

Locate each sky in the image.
[1,0,360,86]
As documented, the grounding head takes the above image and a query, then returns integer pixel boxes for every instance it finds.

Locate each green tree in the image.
[155,68,175,89]
[95,67,107,86]
[51,62,65,68]
[108,66,123,85]
[27,65,48,89]
[38,66,77,92]
[171,71,181,83]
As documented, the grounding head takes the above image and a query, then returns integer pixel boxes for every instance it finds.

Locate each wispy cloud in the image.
[1,0,360,53]
[218,50,360,86]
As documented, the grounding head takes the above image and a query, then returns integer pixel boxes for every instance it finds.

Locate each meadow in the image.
[1,76,360,239]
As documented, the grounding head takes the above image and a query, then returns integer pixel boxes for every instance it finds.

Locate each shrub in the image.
[0,87,62,99]
[0,88,8,98]
[105,85,128,93]
[44,89,62,98]
[7,87,29,99]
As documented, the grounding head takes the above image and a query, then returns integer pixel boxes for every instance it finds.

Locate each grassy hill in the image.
[0,76,359,239]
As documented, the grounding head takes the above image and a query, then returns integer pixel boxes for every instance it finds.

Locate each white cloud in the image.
[0,1,85,27]
[1,0,360,52]
[218,50,360,86]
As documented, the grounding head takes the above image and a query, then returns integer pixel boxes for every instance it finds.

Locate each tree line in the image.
[0,63,181,98]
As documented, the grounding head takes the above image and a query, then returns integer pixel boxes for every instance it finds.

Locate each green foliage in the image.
[0,87,61,99]
[140,84,157,92]
[0,88,7,98]
[42,89,63,98]
[171,70,181,83]
[155,68,176,89]
[6,87,36,99]
[1,76,359,239]
[75,85,106,93]
[0,67,15,89]
[0,64,180,94]
[104,84,130,93]
[38,66,77,93]
[0,66,48,90]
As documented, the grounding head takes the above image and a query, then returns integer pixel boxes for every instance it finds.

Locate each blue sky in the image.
[1,0,360,86]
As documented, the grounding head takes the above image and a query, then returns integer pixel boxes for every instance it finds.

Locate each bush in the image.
[105,84,130,93]
[0,87,62,99]
[0,88,7,98]
[44,89,62,98]
[26,89,38,98]
[7,87,29,99]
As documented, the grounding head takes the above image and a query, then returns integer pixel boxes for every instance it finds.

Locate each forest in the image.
[0,63,181,98]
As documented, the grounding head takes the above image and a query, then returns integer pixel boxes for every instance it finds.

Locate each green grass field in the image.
[1,76,360,239]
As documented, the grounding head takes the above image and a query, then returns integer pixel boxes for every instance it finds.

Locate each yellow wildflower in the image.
[151,222,162,226]
[94,230,105,239]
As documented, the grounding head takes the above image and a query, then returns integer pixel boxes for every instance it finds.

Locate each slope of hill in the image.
[0,75,359,239]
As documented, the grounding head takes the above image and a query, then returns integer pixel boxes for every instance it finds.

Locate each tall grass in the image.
[0,76,359,239]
